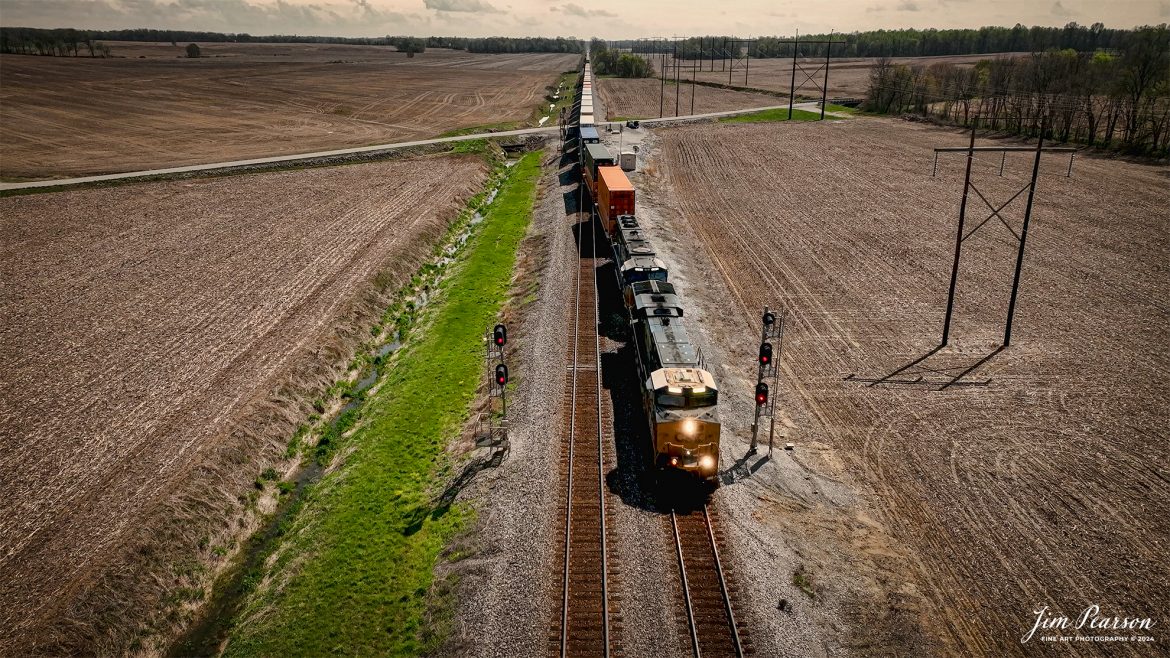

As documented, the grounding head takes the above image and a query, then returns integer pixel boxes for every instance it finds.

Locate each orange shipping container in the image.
[597,166,635,236]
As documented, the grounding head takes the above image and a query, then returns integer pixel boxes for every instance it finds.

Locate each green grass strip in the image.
[719,107,829,124]
[224,151,543,657]
[822,103,860,115]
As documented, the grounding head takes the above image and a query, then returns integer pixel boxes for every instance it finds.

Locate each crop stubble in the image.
[0,154,488,654]
[596,77,781,120]
[674,53,1019,99]
[0,44,576,179]
[651,118,1168,654]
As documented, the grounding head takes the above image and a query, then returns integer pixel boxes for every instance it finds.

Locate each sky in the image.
[0,0,1166,39]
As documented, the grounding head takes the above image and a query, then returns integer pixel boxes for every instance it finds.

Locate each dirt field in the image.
[596,77,781,119]
[0,154,487,655]
[0,44,575,179]
[636,118,1169,654]
[659,52,1026,100]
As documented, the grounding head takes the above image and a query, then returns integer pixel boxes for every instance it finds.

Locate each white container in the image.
[620,150,636,171]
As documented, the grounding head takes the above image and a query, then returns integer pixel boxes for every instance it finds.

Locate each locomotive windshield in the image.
[656,386,718,409]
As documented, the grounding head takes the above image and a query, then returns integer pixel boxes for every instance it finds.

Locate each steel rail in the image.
[559,171,610,658]
[592,205,611,658]
[558,175,582,658]
[671,510,702,657]
[672,504,744,658]
[704,504,742,658]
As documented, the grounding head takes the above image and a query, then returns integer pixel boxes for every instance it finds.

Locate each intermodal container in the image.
[583,142,614,200]
[597,166,635,236]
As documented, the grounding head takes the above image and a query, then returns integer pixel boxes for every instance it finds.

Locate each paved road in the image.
[0,102,843,191]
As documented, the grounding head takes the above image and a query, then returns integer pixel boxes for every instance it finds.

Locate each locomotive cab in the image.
[620,256,668,284]
[631,312,722,483]
[648,368,720,481]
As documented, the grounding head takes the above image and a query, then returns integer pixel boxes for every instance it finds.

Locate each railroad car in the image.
[596,166,635,234]
[626,285,721,483]
[579,125,601,144]
[582,143,615,201]
[571,61,722,484]
[612,217,667,284]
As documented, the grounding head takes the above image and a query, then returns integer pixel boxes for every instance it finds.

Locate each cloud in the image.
[0,0,421,34]
[424,0,503,13]
[1051,1,1074,17]
[557,2,617,18]
[897,0,920,10]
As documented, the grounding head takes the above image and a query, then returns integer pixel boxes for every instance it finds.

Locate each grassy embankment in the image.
[222,151,543,656]
[719,107,832,123]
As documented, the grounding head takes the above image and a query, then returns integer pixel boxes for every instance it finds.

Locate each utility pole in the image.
[674,39,680,117]
[1004,124,1045,346]
[683,43,692,114]
[659,43,665,118]
[932,118,1066,348]
[820,31,832,119]
[788,31,799,119]
[941,123,976,347]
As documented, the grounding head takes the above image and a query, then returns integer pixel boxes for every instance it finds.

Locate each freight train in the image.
[576,59,721,483]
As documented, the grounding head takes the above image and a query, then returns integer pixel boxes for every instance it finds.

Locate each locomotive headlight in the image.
[681,418,697,436]
[700,455,715,470]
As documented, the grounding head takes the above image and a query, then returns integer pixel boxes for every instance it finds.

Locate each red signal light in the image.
[493,324,507,347]
[755,382,769,406]
[495,363,508,386]
[759,342,773,366]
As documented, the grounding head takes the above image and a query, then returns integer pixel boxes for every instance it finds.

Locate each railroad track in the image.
[671,503,748,658]
[554,190,619,657]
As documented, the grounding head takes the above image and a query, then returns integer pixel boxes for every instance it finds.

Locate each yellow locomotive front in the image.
[648,367,720,482]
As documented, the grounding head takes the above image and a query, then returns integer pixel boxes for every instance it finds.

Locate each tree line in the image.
[863,26,1170,155]
[432,36,582,54]
[610,23,1152,60]
[1,28,111,56]
[0,27,581,57]
[590,39,654,78]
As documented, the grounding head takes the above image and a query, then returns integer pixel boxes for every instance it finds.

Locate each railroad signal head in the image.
[762,310,776,327]
[495,364,508,386]
[759,342,773,366]
[755,382,769,406]
[493,324,507,347]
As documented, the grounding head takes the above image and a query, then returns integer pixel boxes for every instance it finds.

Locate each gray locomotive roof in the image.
[622,240,656,257]
[585,143,614,162]
[633,291,684,318]
[647,316,700,367]
[619,228,650,244]
[621,255,665,272]
[629,280,676,296]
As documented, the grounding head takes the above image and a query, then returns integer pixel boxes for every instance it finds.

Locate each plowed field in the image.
[672,52,1022,99]
[649,118,1169,654]
[0,44,575,179]
[595,77,780,120]
[0,154,487,654]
